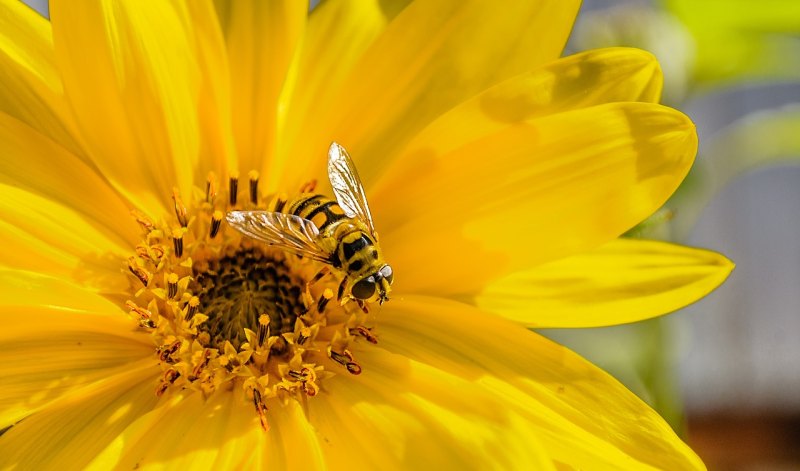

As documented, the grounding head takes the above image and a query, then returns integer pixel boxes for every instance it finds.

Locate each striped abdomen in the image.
[269,193,383,278]
[271,193,349,234]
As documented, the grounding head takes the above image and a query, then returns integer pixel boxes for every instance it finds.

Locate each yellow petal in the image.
[376,102,697,297]
[475,238,734,327]
[0,268,123,313]
[309,347,555,470]
[279,0,580,188]
[0,0,83,156]
[0,303,151,428]
[378,296,705,470]
[0,111,138,249]
[214,0,307,183]
[363,46,662,192]
[0,360,159,471]
[0,184,129,289]
[373,47,663,166]
[50,0,232,216]
[270,0,406,190]
[86,390,322,470]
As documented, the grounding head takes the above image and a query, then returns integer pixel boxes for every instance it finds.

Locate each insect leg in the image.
[302,266,331,312]
[356,299,369,314]
[337,276,348,304]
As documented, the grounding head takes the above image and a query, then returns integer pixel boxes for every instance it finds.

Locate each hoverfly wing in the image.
[327,142,376,236]
[226,210,331,263]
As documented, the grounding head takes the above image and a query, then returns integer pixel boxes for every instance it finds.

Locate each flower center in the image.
[196,248,303,349]
[123,172,375,430]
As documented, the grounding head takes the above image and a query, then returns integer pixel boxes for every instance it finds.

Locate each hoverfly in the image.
[226,142,393,307]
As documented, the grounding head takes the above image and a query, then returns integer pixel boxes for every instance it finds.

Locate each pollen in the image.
[123,170,377,428]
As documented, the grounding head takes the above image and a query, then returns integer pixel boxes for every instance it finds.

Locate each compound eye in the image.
[352,278,376,300]
[379,265,394,285]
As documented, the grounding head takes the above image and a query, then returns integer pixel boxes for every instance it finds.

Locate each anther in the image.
[131,210,155,232]
[125,300,156,328]
[257,314,269,348]
[350,325,378,344]
[272,193,288,212]
[135,245,151,261]
[171,228,184,258]
[156,369,181,397]
[167,273,179,299]
[297,326,312,346]
[304,381,319,396]
[186,296,200,321]
[171,189,188,227]
[287,369,309,381]
[229,172,239,206]
[127,257,151,287]
[158,340,181,363]
[328,347,362,375]
[299,179,317,193]
[248,170,259,205]
[252,389,269,431]
[210,210,223,238]
[150,246,165,260]
[206,172,217,204]
[192,348,212,379]
[317,288,334,313]
[164,369,180,383]
[301,367,319,396]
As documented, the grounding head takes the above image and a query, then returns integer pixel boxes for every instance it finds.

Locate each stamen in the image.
[297,326,312,346]
[150,246,166,261]
[328,347,362,375]
[257,314,269,348]
[210,210,223,238]
[186,296,200,321]
[317,288,334,313]
[350,325,378,344]
[156,368,181,397]
[172,228,184,258]
[135,245,151,261]
[252,389,269,431]
[299,179,317,193]
[191,348,213,379]
[206,172,217,204]
[271,193,288,212]
[157,340,181,363]
[127,257,151,287]
[249,170,259,205]
[167,273,179,299]
[131,210,155,232]
[125,300,156,329]
[287,369,308,381]
[171,189,189,227]
[229,172,239,206]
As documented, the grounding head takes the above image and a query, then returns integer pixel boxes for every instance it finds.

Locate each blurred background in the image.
[22,0,800,469]
[561,1,800,469]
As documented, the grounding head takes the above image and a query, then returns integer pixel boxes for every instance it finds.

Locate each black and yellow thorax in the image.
[269,193,383,276]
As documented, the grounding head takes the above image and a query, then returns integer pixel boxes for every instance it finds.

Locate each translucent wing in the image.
[226,211,331,263]
[328,142,376,235]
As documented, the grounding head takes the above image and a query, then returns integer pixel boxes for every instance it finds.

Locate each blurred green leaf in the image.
[664,0,800,83]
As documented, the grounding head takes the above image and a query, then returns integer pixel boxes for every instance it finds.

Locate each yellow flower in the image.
[0,1,732,469]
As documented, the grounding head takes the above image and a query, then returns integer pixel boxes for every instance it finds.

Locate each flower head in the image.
[0,0,732,469]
